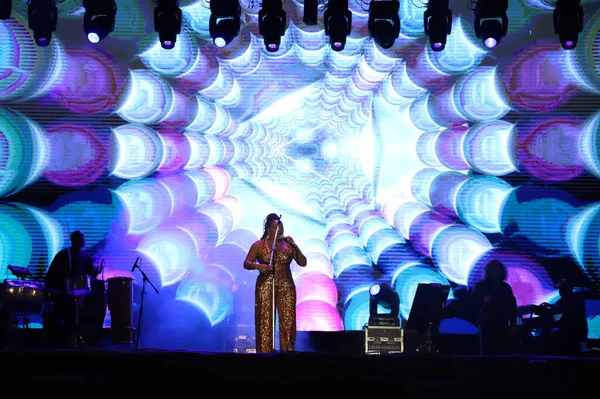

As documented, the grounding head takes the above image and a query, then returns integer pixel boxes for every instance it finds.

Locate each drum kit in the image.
[1,264,136,349]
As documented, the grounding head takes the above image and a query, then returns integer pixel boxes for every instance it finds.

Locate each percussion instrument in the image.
[65,274,91,296]
[80,279,108,334]
[107,277,134,344]
[1,279,45,315]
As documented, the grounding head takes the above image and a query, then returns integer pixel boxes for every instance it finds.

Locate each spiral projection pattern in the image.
[2,0,600,347]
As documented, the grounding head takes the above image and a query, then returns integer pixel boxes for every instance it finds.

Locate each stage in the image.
[2,331,599,396]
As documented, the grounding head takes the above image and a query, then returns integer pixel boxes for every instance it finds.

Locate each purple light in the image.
[162,40,174,49]
[484,37,498,49]
[36,37,49,47]
[296,300,344,331]
[296,271,338,306]
[43,124,108,187]
[267,43,279,51]
[564,40,575,49]
[332,42,344,51]
[432,42,444,51]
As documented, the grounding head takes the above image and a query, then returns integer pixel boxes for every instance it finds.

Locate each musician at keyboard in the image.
[543,279,588,355]
[517,278,588,355]
[43,230,100,347]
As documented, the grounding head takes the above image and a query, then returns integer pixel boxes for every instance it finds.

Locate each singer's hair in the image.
[484,259,507,282]
[261,213,281,240]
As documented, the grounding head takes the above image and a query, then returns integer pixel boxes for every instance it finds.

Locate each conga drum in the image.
[80,279,107,345]
[107,277,134,344]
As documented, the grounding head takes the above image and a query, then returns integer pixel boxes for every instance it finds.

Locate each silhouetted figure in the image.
[472,260,517,355]
[547,279,588,356]
[43,231,99,347]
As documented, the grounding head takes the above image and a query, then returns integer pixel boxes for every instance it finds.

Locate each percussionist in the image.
[43,230,100,347]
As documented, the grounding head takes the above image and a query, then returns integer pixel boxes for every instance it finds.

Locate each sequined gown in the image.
[255,239,297,352]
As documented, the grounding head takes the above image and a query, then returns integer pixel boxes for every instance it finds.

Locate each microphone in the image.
[99,258,105,280]
[131,257,140,272]
[283,236,298,249]
[272,224,280,251]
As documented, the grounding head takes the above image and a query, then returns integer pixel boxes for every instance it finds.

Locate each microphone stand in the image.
[269,224,279,352]
[133,264,159,350]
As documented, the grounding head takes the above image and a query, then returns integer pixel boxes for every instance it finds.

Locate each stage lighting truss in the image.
[154,0,182,50]
[0,0,11,20]
[83,0,117,44]
[553,0,584,50]
[27,0,58,47]
[473,0,508,49]
[368,0,401,50]
[324,0,352,52]
[424,0,452,52]
[258,0,286,52]
[209,0,241,48]
[369,283,400,326]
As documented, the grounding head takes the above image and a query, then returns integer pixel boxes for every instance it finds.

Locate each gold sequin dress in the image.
[255,239,297,352]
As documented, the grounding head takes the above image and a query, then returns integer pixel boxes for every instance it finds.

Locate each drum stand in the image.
[69,296,86,349]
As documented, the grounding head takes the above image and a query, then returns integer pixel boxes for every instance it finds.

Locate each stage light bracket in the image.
[209,0,241,48]
[424,0,452,52]
[368,0,401,49]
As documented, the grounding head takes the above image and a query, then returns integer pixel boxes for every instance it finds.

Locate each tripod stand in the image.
[133,263,159,350]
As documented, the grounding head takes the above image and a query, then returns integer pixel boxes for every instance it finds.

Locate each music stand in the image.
[406,283,451,353]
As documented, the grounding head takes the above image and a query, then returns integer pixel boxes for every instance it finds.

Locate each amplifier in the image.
[364,325,404,355]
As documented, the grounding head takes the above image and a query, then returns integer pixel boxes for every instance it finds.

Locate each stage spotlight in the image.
[83,0,116,44]
[209,0,241,48]
[27,0,58,47]
[368,0,400,49]
[154,0,182,49]
[553,0,583,50]
[424,0,452,52]
[258,0,286,52]
[474,0,508,49]
[0,0,11,20]
[369,283,400,326]
[324,0,352,51]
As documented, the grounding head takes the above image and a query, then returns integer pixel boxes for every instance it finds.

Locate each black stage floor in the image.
[1,347,599,396]
[2,329,599,395]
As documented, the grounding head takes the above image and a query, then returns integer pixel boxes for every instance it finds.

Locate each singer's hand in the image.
[284,236,297,248]
[256,264,270,274]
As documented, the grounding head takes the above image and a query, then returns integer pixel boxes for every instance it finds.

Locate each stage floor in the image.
[2,328,599,395]
[1,348,598,396]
